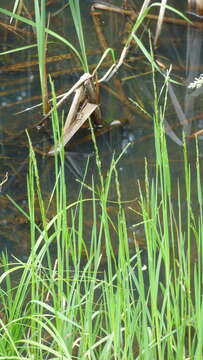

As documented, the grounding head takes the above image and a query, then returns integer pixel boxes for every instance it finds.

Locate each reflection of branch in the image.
[189,128,203,138]
[154,0,167,45]
[188,0,203,16]
[0,172,8,192]
[168,84,190,135]
[164,120,182,146]
[184,24,203,136]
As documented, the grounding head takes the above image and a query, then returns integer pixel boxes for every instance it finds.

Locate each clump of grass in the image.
[0,64,203,359]
[0,3,203,356]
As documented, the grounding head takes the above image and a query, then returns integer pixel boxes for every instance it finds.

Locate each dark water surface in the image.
[0,0,203,259]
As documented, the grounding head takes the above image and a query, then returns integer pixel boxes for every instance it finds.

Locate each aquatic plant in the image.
[0,63,203,359]
[0,1,203,358]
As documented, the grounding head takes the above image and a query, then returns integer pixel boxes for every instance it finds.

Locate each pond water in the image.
[0,0,203,261]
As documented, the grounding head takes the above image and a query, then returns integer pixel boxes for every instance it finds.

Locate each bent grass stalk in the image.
[69,0,88,72]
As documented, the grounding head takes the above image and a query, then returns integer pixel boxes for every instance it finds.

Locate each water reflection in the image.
[0,0,203,260]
